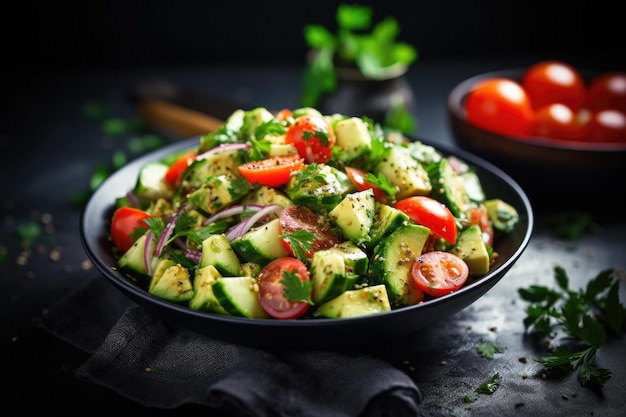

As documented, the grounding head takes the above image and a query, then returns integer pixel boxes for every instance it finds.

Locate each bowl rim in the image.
[448,68,626,153]
[79,136,534,346]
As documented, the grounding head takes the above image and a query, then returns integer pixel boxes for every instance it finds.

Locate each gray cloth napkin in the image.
[34,276,422,417]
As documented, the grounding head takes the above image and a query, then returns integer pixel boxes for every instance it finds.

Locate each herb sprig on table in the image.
[518,265,625,387]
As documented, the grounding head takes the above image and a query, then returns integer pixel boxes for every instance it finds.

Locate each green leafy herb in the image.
[476,373,500,394]
[280,229,314,262]
[518,265,625,387]
[477,341,504,359]
[463,395,478,404]
[17,222,42,247]
[301,3,418,134]
[281,269,313,304]
[364,172,397,196]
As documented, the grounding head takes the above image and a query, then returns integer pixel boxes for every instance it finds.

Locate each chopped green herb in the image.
[102,118,129,136]
[518,265,625,387]
[477,341,504,359]
[281,269,313,304]
[18,222,42,247]
[463,395,478,404]
[280,229,315,263]
[364,172,397,196]
[476,373,500,394]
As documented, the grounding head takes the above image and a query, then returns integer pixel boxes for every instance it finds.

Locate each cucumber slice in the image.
[370,224,430,306]
[199,233,242,276]
[148,259,193,303]
[231,218,289,265]
[189,265,229,315]
[212,276,269,318]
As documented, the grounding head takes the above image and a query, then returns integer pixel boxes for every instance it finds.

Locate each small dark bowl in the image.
[448,69,626,211]
[81,136,533,350]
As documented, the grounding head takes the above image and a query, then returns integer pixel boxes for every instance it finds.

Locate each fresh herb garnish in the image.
[280,229,315,262]
[476,373,501,394]
[538,210,600,240]
[364,172,397,196]
[281,269,313,304]
[518,265,625,387]
[477,341,504,359]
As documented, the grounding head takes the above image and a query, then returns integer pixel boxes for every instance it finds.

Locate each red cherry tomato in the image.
[532,103,585,141]
[521,60,586,111]
[284,114,336,163]
[395,196,458,244]
[257,257,311,319]
[344,166,388,204]
[164,152,196,188]
[464,78,535,138]
[274,108,293,121]
[110,206,152,252]
[411,251,469,297]
[278,205,342,258]
[585,109,626,143]
[238,154,305,187]
[584,71,626,112]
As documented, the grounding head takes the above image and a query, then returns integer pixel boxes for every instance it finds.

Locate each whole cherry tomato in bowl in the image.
[584,71,626,112]
[463,77,535,138]
[521,60,587,111]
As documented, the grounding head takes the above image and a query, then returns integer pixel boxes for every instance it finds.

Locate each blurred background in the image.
[5,0,625,75]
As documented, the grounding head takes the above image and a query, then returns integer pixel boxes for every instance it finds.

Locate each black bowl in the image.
[448,69,626,211]
[80,137,533,350]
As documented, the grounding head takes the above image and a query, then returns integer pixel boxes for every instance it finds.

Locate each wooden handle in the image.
[137,98,225,138]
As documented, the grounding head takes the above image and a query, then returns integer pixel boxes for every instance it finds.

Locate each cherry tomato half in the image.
[164,152,196,188]
[584,71,626,112]
[395,196,458,244]
[521,60,586,111]
[257,257,311,319]
[532,103,585,141]
[238,154,305,187]
[110,206,152,252]
[411,251,469,297]
[284,114,336,163]
[344,166,388,204]
[464,78,535,138]
[278,205,342,258]
[468,205,494,247]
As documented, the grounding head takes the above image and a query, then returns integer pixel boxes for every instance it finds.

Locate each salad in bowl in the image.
[107,106,522,321]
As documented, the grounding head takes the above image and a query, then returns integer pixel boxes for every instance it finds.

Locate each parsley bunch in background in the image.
[519,265,625,387]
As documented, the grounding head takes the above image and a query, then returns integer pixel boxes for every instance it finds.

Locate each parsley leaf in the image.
[281,270,313,304]
[477,341,504,359]
[518,265,625,387]
[364,172,397,196]
[280,230,314,263]
[476,373,500,394]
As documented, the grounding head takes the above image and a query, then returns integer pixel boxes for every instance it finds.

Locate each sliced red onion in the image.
[225,204,283,241]
[202,203,266,226]
[196,143,250,161]
[155,203,188,256]
[125,191,140,207]
[184,248,201,263]
[143,231,154,276]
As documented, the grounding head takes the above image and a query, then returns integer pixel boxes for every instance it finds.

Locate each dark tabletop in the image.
[2,57,625,416]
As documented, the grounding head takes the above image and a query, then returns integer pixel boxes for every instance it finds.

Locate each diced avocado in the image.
[117,233,155,278]
[369,224,430,306]
[199,233,242,276]
[132,162,174,203]
[186,174,249,215]
[428,157,471,219]
[375,144,431,200]
[242,185,294,208]
[148,259,193,303]
[406,141,443,165]
[292,107,323,118]
[451,224,491,276]
[314,285,391,318]
[266,143,299,157]
[310,241,368,304]
[211,276,270,318]
[284,163,344,213]
[328,189,376,245]
[484,199,519,233]
[334,117,372,162]
[189,265,229,315]
[366,203,411,250]
[231,218,290,265]
[241,107,274,138]
[181,148,248,190]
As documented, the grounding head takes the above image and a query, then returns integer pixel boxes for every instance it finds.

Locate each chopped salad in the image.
[110,106,520,320]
